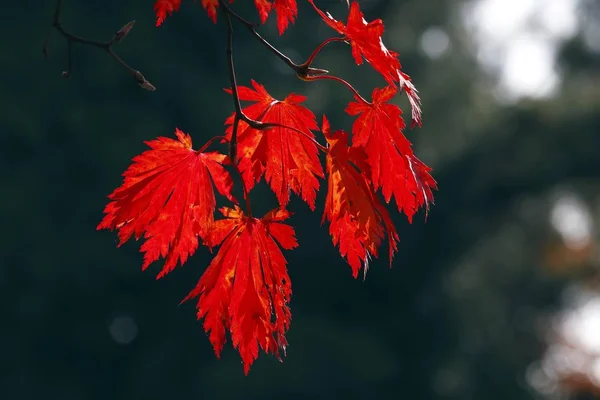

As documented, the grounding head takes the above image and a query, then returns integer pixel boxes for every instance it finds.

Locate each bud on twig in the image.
[307,66,329,76]
[133,70,156,91]
[45,1,155,91]
[113,20,135,45]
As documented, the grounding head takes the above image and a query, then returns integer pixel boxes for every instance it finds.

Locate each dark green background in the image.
[3,0,600,399]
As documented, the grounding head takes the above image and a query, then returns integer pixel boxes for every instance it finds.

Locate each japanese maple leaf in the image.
[308,0,422,127]
[321,115,399,279]
[97,128,235,278]
[154,0,181,26]
[254,0,272,23]
[272,0,298,35]
[154,0,223,25]
[202,0,220,23]
[346,86,436,223]
[225,80,324,210]
[253,0,297,35]
[182,206,297,374]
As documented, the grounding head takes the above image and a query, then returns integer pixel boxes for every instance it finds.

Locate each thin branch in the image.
[220,0,328,80]
[43,0,155,91]
[223,3,245,157]
[222,3,252,217]
[220,1,369,106]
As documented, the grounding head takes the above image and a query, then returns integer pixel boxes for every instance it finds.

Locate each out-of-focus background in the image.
[2,0,600,398]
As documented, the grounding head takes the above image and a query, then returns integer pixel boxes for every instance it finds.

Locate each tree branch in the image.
[43,0,155,91]
[220,1,370,106]
[219,0,329,80]
[222,3,253,217]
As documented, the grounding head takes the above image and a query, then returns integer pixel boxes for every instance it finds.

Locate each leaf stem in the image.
[304,74,371,104]
[43,0,155,90]
[301,37,346,68]
[198,135,228,153]
[259,121,329,153]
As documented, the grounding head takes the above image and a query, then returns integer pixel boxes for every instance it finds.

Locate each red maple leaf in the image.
[154,0,224,25]
[182,206,297,374]
[321,115,399,279]
[225,80,324,210]
[97,128,235,278]
[153,0,297,34]
[273,0,298,35]
[346,86,436,222]
[308,0,422,127]
[154,0,182,26]
[201,0,220,23]
[254,0,272,24]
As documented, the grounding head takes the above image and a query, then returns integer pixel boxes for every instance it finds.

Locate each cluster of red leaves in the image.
[100,0,437,374]
[154,0,297,34]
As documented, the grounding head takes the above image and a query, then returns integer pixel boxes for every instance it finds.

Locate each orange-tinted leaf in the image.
[346,86,436,222]
[97,128,235,278]
[225,80,324,210]
[154,0,181,26]
[182,206,297,374]
[308,0,422,127]
[321,115,399,279]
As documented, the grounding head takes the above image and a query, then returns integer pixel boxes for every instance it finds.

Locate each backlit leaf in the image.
[346,86,436,222]
[225,80,324,210]
[182,206,297,374]
[154,0,181,26]
[97,128,235,278]
[321,115,399,279]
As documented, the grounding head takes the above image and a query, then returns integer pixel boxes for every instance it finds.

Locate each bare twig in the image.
[43,0,155,91]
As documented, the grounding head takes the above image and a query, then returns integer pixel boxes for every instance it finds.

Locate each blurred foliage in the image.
[2,0,600,399]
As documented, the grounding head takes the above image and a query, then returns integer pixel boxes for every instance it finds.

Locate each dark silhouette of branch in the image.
[43,0,155,91]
